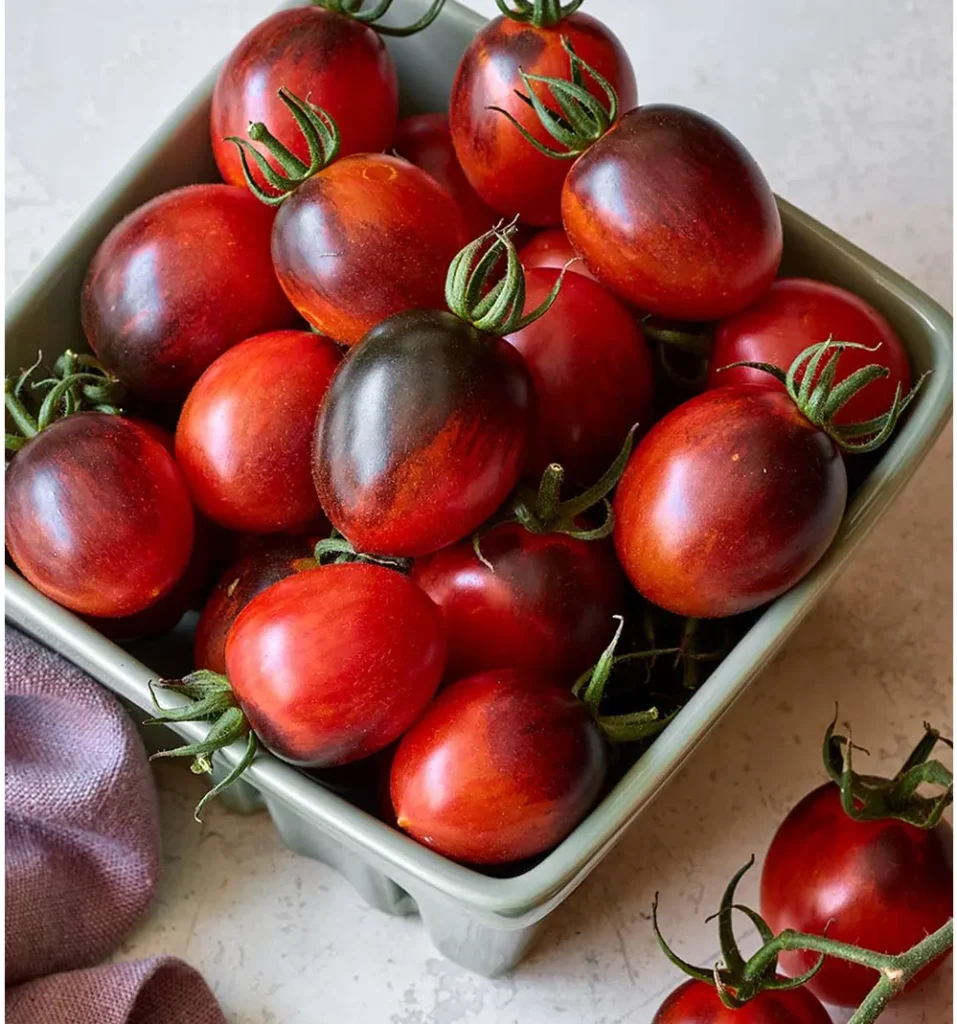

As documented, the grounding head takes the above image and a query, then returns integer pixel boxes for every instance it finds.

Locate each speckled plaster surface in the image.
[6,0,953,1021]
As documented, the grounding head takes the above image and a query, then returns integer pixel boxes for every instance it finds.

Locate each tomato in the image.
[225,564,446,765]
[561,105,782,320]
[175,330,341,533]
[411,522,625,686]
[709,278,912,424]
[391,669,607,863]
[194,534,318,675]
[505,267,654,483]
[81,185,297,404]
[449,10,636,226]
[613,387,846,618]
[760,782,952,1006]
[6,413,195,618]
[651,979,831,1024]
[211,7,397,191]
[519,228,597,281]
[313,308,534,557]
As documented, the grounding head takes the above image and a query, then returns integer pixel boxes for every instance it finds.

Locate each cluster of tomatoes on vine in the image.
[5,3,939,1014]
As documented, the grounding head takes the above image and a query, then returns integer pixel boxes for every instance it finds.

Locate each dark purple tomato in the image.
[505,267,655,483]
[613,387,846,618]
[651,979,831,1024]
[709,278,913,425]
[194,534,318,675]
[761,783,952,1007]
[175,330,341,533]
[519,228,597,281]
[562,105,782,320]
[225,564,446,765]
[313,309,535,557]
[412,522,625,686]
[6,414,195,618]
[391,669,607,863]
[81,185,297,404]
[449,12,637,226]
[271,155,469,345]
[211,7,397,191]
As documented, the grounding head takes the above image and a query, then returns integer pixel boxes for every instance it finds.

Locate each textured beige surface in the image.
[7,0,953,1020]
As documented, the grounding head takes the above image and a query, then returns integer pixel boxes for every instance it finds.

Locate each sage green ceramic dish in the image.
[5,0,952,977]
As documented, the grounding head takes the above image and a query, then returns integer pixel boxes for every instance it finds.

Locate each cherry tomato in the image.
[651,979,830,1024]
[194,534,318,675]
[225,564,446,765]
[505,267,654,483]
[613,387,846,618]
[175,330,341,533]
[82,185,297,404]
[391,669,607,863]
[211,7,397,191]
[411,522,625,686]
[760,783,952,1006]
[313,309,534,557]
[519,228,597,281]
[562,105,782,320]
[449,12,636,226]
[6,413,195,618]
[709,278,912,424]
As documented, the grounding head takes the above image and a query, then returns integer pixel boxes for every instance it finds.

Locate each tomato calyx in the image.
[314,530,413,574]
[147,671,258,822]
[491,36,619,160]
[312,0,447,37]
[719,337,930,454]
[641,317,714,390]
[227,88,341,205]
[5,350,126,453]
[824,712,953,828]
[494,0,584,28]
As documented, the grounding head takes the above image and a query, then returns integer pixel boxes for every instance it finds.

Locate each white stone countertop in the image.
[6,1,953,1021]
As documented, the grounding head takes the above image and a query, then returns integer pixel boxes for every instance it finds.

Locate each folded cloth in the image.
[5,627,227,1024]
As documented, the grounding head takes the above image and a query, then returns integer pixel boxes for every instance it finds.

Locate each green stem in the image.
[4,378,38,439]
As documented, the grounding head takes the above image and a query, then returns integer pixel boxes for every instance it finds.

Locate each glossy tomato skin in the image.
[563,105,782,320]
[194,534,318,674]
[709,278,912,425]
[519,228,597,281]
[411,522,625,686]
[613,387,846,618]
[391,669,607,863]
[225,564,446,766]
[652,979,831,1024]
[760,783,952,1007]
[449,13,637,227]
[6,414,195,618]
[211,7,397,191]
[81,185,297,404]
[175,330,341,533]
[271,155,468,344]
[314,309,535,557]
[506,267,655,483]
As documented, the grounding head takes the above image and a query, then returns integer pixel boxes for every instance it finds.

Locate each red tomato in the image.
[519,228,597,281]
[449,12,636,226]
[175,330,341,533]
[391,669,607,863]
[709,278,912,424]
[225,564,446,765]
[81,185,297,404]
[211,7,397,191]
[613,387,846,618]
[313,309,534,557]
[411,522,625,686]
[194,534,318,675]
[393,113,500,239]
[272,155,469,344]
[760,783,952,1006]
[562,105,782,320]
[651,979,830,1023]
[6,414,195,618]
[505,267,654,483]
